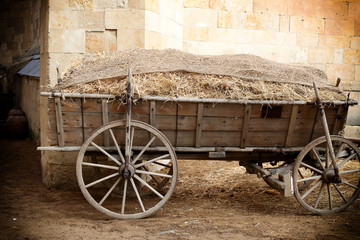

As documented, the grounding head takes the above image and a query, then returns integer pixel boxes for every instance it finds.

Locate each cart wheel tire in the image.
[76,120,178,219]
[293,135,360,215]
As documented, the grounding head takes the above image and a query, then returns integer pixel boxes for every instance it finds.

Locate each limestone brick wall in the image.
[0,0,40,66]
[182,0,360,93]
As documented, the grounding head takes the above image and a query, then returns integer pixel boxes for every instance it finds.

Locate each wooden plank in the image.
[177,102,198,116]
[203,117,243,131]
[83,99,102,112]
[195,103,204,148]
[250,104,292,118]
[201,131,241,147]
[285,105,298,147]
[247,131,287,147]
[150,101,156,147]
[55,97,65,147]
[241,105,251,148]
[102,99,109,147]
[61,98,81,112]
[156,101,177,115]
[203,103,245,117]
[248,118,289,132]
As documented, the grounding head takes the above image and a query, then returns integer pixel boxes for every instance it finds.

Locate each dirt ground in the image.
[0,138,360,240]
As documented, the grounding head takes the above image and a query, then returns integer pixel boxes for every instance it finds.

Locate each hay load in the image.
[55,49,345,102]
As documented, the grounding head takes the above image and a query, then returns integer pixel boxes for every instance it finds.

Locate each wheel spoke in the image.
[152,161,172,168]
[314,181,325,208]
[109,129,125,164]
[301,180,322,199]
[339,169,360,175]
[90,142,122,166]
[130,178,145,212]
[135,154,170,168]
[327,184,332,210]
[335,143,345,160]
[326,146,330,168]
[132,136,157,164]
[311,148,325,170]
[133,174,164,199]
[135,169,172,178]
[332,183,348,204]
[82,162,119,170]
[99,177,122,206]
[121,178,128,214]
[342,180,358,189]
[297,175,321,183]
[338,153,356,169]
[85,172,119,188]
[300,162,323,174]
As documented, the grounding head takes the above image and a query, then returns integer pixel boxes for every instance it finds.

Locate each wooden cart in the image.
[38,72,360,219]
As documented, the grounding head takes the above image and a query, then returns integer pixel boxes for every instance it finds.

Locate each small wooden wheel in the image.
[293,136,360,215]
[76,120,178,219]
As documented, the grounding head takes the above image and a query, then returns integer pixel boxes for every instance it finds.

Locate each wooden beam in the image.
[150,101,156,146]
[285,105,298,147]
[195,103,204,148]
[102,99,109,147]
[241,105,251,148]
[55,97,65,147]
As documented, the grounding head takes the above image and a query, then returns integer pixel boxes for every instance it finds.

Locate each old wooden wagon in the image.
[38,71,360,219]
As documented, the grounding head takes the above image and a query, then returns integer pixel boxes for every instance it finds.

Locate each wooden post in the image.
[150,101,156,146]
[55,97,65,147]
[195,103,204,148]
[285,105,298,147]
[241,105,251,148]
[102,99,109,147]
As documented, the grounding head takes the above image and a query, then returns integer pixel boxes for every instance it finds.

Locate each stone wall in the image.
[0,0,40,66]
[16,75,40,143]
[40,0,360,188]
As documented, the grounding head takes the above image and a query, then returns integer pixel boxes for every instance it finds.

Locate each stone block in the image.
[319,35,350,48]
[117,29,145,49]
[344,126,360,138]
[288,0,347,19]
[349,3,360,21]
[217,10,244,29]
[237,30,296,46]
[49,29,85,53]
[290,16,324,34]
[184,26,208,41]
[334,48,343,64]
[356,21,360,37]
[69,0,95,9]
[198,41,234,55]
[79,10,105,29]
[245,13,280,31]
[183,40,199,54]
[280,15,290,32]
[49,0,71,10]
[95,0,128,9]
[183,8,217,27]
[49,10,78,29]
[296,33,318,47]
[145,30,165,49]
[351,37,360,49]
[208,28,239,43]
[128,0,145,9]
[105,9,145,29]
[325,19,355,36]
[326,64,355,84]
[356,65,360,82]
[253,0,287,14]
[209,0,252,12]
[48,52,84,85]
[308,47,334,64]
[184,0,209,8]
[86,31,106,53]
[343,49,360,65]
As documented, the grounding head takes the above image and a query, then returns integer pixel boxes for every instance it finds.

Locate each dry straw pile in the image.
[58,49,345,102]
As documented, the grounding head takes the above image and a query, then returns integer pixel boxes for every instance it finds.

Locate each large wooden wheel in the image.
[293,136,360,215]
[76,120,178,219]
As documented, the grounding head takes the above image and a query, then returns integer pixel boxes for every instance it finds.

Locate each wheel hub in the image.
[322,168,342,184]
[120,163,135,178]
